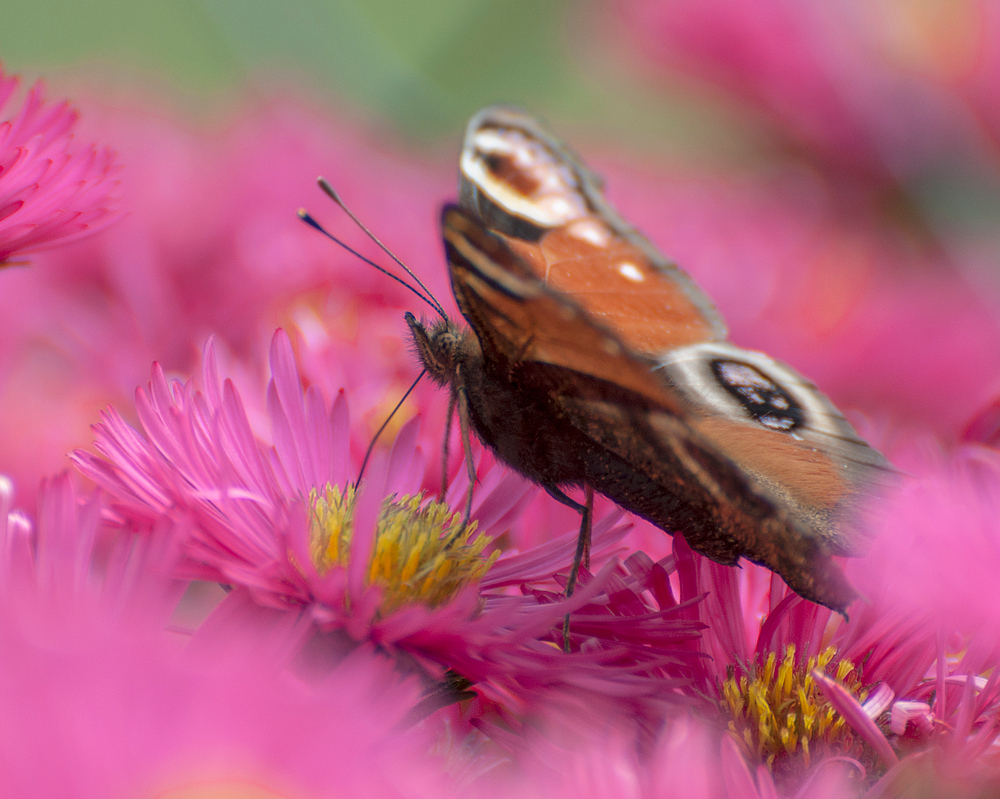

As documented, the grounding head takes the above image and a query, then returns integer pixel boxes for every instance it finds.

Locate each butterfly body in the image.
[407,107,893,613]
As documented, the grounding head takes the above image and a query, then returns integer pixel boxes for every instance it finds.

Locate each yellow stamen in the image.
[308,484,498,615]
[723,645,870,775]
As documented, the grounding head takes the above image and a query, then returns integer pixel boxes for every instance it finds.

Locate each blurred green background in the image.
[5,0,1000,261]
[0,0,749,163]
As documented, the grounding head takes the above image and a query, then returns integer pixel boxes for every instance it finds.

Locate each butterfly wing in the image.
[459,106,727,355]
[658,342,895,559]
[442,205,685,410]
[443,106,896,611]
[442,204,863,610]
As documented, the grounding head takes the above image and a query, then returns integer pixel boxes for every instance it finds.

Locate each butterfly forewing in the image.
[443,206,691,413]
[459,106,727,356]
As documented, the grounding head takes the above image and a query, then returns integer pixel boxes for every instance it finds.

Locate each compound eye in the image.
[710,359,804,432]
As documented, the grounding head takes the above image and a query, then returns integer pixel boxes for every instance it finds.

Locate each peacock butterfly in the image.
[404,106,894,614]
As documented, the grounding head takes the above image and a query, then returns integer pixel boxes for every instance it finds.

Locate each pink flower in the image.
[827,445,1000,796]
[0,68,120,265]
[74,329,708,722]
[0,471,182,631]
[0,97,446,511]
[462,710,858,799]
[622,435,1000,792]
[0,471,445,798]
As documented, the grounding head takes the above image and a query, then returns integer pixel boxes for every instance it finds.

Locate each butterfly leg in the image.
[444,378,478,547]
[543,484,593,652]
[440,388,457,503]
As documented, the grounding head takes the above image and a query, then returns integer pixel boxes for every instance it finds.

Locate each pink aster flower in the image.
[0,471,183,631]
[74,329,709,724]
[820,444,1000,797]
[0,496,437,798]
[620,436,1000,793]
[0,96,448,510]
[0,470,444,798]
[474,712,856,799]
[0,67,120,265]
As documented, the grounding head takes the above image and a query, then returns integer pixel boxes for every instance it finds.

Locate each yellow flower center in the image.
[308,484,498,614]
[723,645,869,773]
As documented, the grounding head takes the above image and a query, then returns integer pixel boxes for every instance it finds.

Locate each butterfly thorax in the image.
[405,311,594,490]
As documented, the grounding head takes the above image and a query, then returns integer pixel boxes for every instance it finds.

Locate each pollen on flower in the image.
[308,484,499,613]
[723,645,870,774]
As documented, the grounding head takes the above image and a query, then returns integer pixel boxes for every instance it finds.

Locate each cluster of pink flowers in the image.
[5,1,1000,791]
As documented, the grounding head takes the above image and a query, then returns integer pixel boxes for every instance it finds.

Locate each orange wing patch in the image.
[442,207,686,413]
[539,228,721,351]
[692,417,846,511]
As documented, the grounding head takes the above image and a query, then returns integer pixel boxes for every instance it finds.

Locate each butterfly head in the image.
[404,312,479,388]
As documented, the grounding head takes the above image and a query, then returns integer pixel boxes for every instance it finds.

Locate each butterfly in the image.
[400,106,894,615]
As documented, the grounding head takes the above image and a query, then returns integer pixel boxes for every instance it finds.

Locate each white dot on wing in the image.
[618,262,645,282]
[567,219,610,246]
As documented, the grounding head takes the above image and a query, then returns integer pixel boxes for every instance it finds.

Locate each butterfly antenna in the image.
[297,208,442,318]
[354,369,426,489]
[317,177,448,320]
